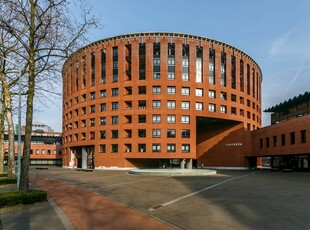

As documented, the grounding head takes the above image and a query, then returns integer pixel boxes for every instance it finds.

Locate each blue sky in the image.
[34,0,310,131]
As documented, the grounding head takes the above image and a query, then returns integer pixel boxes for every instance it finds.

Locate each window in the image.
[220,92,227,100]
[209,90,215,98]
[182,87,190,95]
[209,104,215,112]
[182,129,190,138]
[100,90,106,98]
[290,132,295,145]
[167,144,176,152]
[196,102,203,110]
[138,115,146,123]
[53,150,57,155]
[152,144,161,152]
[167,129,176,138]
[138,86,146,94]
[99,144,106,153]
[153,58,160,65]
[90,118,95,126]
[112,88,119,96]
[112,116,118,124]
[36,149,39,155]
[182,73,189,81]
[81,120,86,127]
[182,101,190,110]
[273,136,277,147]
[182,144,190,152]
[111,130,118,138]
[167,115,176,124]
[167,86,176,94]
[152,114,161,123]
[138,100,146,109]
[181,115,190,124]
[167,100,176,109]
[259,139,263,148]
[152,100,161,108]
[100,117,106,125]
[90,105,95,113]
[100,103,106,112]
[168,58,175,65]
[152,129,161,138]
[196,89,203,97]
[138,144,146,152]
[168,73,175,80]
[90,92,96,100]
[153,73,160,80]
[301,130,306,143]
[100,130,106,139]
[112,102,118,111]
[42,149,45,155]
[111,144,118,153]
[266,137,270,148]
[281,134,286,146]
[138,129,146,138]
[220,105,227,113]
[152,86,161,94]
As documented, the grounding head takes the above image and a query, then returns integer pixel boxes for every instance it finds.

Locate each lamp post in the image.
[0,56,22,190]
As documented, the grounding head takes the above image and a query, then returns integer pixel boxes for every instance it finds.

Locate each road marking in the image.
[148,172,257,211]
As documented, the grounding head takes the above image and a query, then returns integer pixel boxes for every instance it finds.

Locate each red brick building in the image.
[4,130,63,166]
[62,32,262,169]
[252,92,310,171]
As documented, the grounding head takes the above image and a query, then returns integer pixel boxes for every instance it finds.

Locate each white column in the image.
[82,147,87,169]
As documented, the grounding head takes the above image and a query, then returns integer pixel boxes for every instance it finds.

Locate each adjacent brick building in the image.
[62,32,262,169]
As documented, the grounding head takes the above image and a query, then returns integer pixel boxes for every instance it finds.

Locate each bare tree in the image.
[0,0,99,191]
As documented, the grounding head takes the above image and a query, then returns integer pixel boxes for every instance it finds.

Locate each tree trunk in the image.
[2,79,16,179]
[19,0,35,192]
[0,94,5,174]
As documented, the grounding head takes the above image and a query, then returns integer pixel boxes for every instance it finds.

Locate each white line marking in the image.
[148,172,257,211]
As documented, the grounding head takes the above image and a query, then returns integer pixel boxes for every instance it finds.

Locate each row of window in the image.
[99,143,191,153]
[259,130,307,148]
[64,129,190,143]
[30,149,58,155]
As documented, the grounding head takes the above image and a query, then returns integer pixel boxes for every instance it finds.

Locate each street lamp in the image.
[0,56,22,190]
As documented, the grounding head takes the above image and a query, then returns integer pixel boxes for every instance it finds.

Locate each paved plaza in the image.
[2,167,310,229]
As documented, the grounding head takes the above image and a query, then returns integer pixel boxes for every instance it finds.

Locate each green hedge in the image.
[0,190,47,207]
[0,173,8,177]
[0,178,17,185]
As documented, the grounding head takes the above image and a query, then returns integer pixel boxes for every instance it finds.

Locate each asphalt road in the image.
[30,167,310,230]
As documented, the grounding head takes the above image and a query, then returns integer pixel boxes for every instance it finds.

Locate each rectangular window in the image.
[167,115,176,124]
[99,144,106,153]
[182,73,189,81]
[138,86,146,94]
[209,48,215,85]
[111,130,118,138]
[196,47,202,83]
[196,102,203,110]
[182,87,190,95]
[90,92,96,100]
[273,136,277,147]
[209,104,215,112]
[152,86,161,94]
[111,144,118,153]
[167,144,176,152]
[91,53,96,86]
[100,130,106,139]
[90,118,95,126]
[112,116,118,124]
[90,105,95,113]
[220,105,227,113]
[182,144,190,152]
[266,137,270,148]
[281,134,286,146]
[100,117,106,125]
[152,100,161,108]
[259,139,263,148]
[152,144,161,152]
[167,129,176,138]
[112,102,118,111]
[301,130,306,143]
[138,129,146,138]
[100,103,106,112]
[209,90,215,98]
[152,129,161,138]
[167,100,176,109]
[112,88,119,96]
[220,52,226,86]
[196,89,203,96]
[138,115,146,123]
[168,73,175,80]
[290,132,295,145]
[167,86,176,94]
[152,114,161,123]
[181,115,190,124]
[100,90,106,98]
[182,101,190,110]
[182,129,190,138]
[101,49,106,84]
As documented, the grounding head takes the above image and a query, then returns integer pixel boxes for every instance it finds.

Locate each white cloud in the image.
[269,31,292,57]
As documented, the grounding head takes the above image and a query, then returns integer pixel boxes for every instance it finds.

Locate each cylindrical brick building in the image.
[62,32,262,169]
